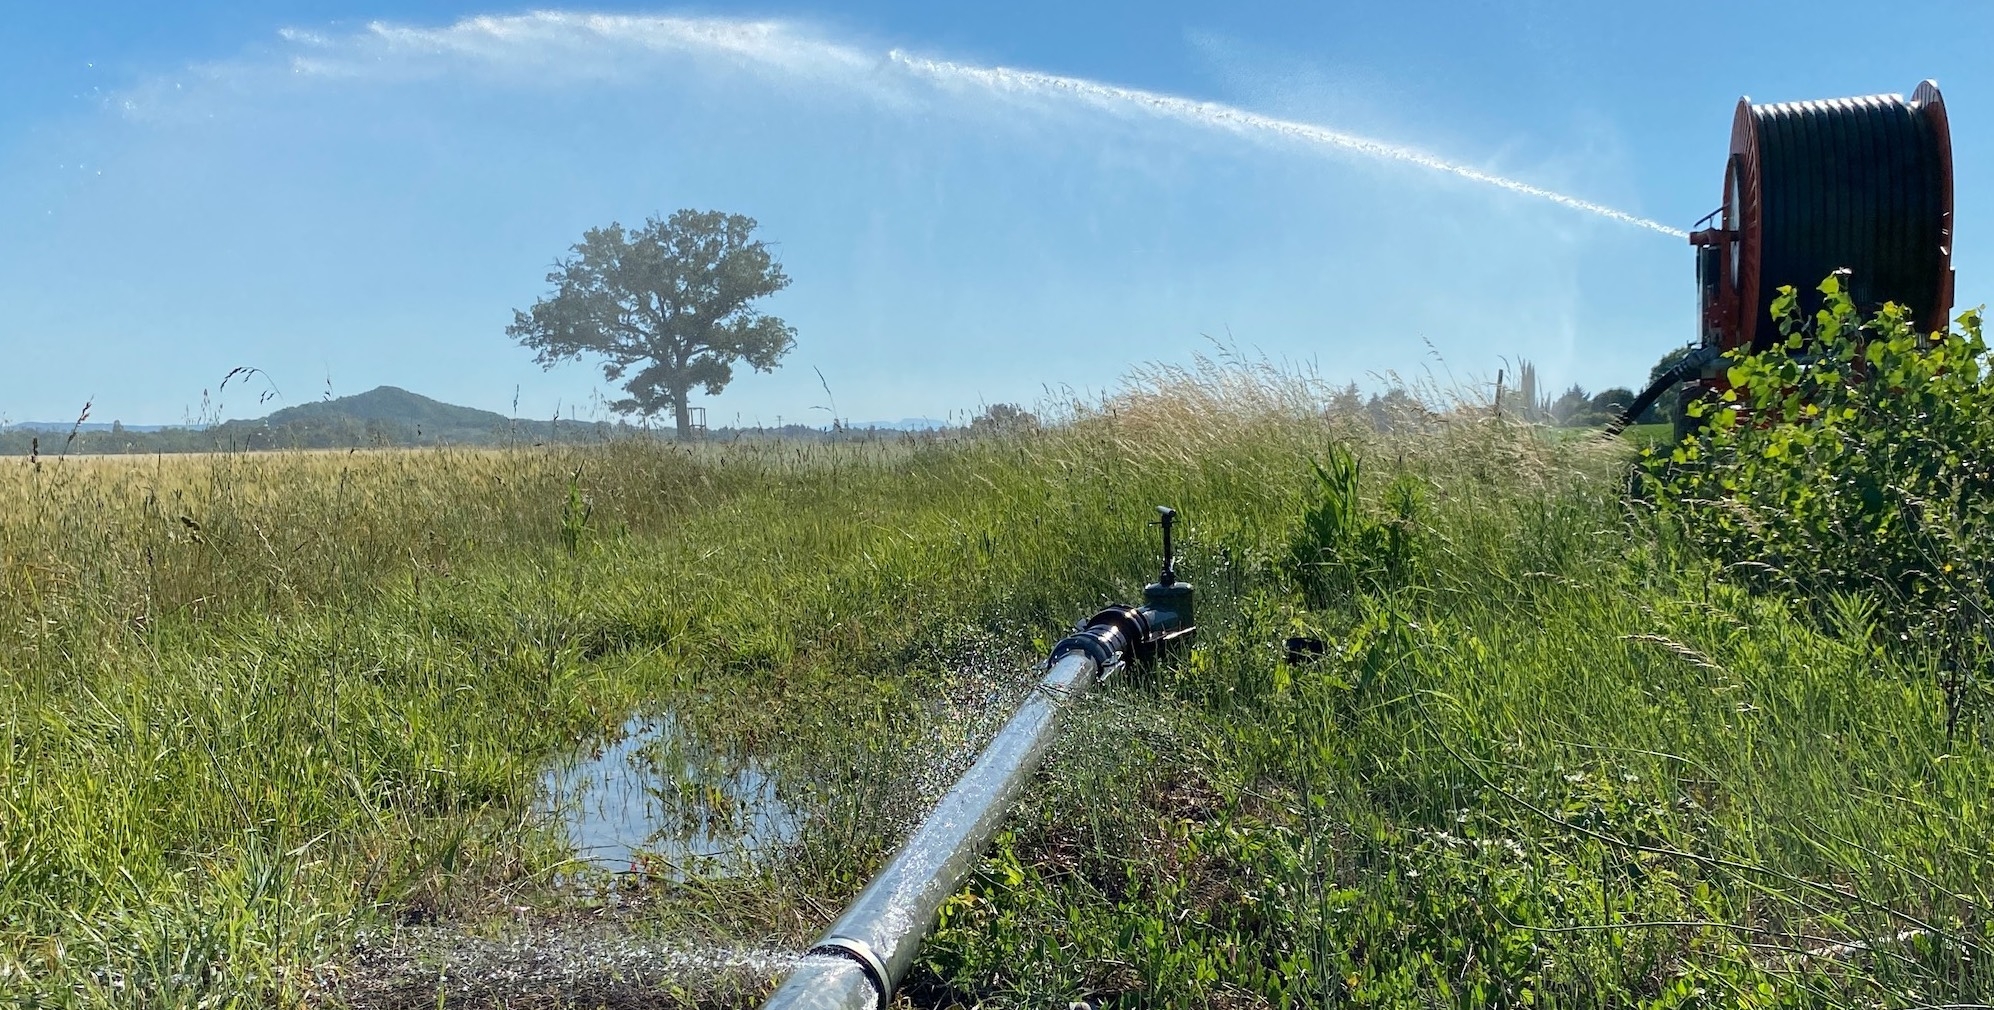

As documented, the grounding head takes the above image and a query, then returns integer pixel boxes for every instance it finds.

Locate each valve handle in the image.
[1153,505,1177,586]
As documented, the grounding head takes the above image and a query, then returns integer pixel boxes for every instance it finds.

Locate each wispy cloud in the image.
[122,11,1678,237]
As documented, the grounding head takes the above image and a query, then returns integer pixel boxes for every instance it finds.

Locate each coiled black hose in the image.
[1745,95,1946,351]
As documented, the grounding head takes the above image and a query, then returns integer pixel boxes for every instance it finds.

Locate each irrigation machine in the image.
[1617,80,1956,438]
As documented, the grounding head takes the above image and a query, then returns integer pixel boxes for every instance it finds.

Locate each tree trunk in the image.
[673,391,692,440]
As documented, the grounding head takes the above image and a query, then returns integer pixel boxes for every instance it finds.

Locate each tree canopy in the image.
[968,402,1038,434]
[508,210,796,437]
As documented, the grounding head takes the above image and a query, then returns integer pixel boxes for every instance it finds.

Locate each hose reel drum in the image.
[1677,81,1955,437]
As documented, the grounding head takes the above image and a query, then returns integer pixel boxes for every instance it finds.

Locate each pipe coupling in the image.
[1048,628,1118,669]
[804,936,890,1010]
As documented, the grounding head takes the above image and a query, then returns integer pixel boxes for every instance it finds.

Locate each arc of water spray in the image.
[888,51,1687,239]
[256,12,1683,238]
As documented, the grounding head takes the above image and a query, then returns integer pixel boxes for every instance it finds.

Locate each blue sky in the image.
[2,2,1989,427]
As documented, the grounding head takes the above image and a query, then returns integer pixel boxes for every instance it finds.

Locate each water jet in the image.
[758,506,1195,1010]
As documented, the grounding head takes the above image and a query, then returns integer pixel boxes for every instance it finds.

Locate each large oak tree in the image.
[508,210,796,437]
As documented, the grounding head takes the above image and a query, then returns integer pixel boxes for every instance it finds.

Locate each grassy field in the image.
[3,360,1991,1008]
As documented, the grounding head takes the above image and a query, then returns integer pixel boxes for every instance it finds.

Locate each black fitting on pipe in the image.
[1049,605,1138,670]
[1050,508,1197,676]
[1284,636,1328,665]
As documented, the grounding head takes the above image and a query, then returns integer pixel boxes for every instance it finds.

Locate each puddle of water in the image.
[539,714,798,876]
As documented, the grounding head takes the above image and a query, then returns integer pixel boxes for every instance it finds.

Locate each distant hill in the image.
[0,386,958,455]
[248,386,513,437]
[1,386,554,454]
[197,385,544,449]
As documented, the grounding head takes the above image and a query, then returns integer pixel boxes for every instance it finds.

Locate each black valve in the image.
[1138,506,1194,669]
[1046,505,1197,676]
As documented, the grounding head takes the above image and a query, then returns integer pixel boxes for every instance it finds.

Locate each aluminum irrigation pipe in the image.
[760,507,1195,1010]
[760,649,1106,1010]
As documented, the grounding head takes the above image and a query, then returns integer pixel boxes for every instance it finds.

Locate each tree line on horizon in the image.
[1498,345,1694,428]
[0,405,1045,456]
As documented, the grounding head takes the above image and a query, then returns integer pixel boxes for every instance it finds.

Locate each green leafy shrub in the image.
[1650,273,1992,727]
[1287,444,1423,606]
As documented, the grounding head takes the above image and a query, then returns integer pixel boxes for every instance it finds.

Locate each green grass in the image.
[2,359,1989,1008]
[1618,420,1676,449]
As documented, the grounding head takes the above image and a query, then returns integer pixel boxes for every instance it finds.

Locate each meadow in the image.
[2,357,1990,1009]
